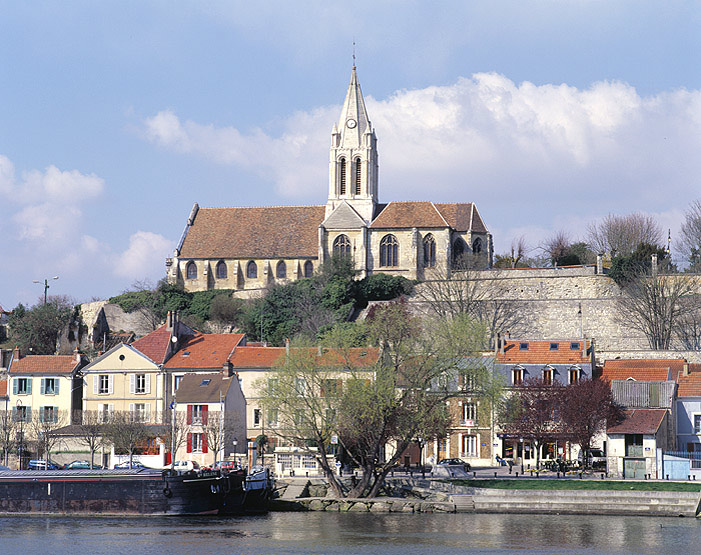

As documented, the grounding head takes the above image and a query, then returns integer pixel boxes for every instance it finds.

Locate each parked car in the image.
[436,458,471,472]
[27,459,64,470]
[0,464,11,471]
[578,449,606,469]
[173,460,200,473]
[113,461,148,469]
[212,460,240,472]
[65,460,103,470]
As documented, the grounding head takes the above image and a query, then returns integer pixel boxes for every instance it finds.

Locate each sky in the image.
[1,1,700,310]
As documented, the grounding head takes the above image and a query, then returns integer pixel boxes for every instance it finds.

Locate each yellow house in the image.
[81,343,165,423]
[7,347,86,426]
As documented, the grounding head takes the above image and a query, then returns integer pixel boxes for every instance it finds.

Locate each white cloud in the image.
[114,231,173,280]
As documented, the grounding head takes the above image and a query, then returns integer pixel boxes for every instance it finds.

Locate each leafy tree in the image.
[208,295,246,331]
[560,379,623,468]
[609,243,670,286]
[352,274,415,308]
[9,297,73,354]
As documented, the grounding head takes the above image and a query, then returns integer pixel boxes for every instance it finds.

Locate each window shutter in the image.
[108,404,114,419]
[54,379,59,395]
[39,407,45,423]
[41,379,46,395]
[145,374,151,394]
[26,407,31,421]
[108,375,114,394]
[145,404,151,423]
[202,405,208,425]
[129,403,135,421]
[12,379,18,395]
[98,404,104,420]
[186,433,192,453]
[27,379,32,395]
[93,376,99,395]
[130,374,135,394]
[202,433,208,454]
[187,405,193,425]
[12,406,17,420]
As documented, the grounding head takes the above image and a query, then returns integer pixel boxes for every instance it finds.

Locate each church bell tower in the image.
[327,66,379,223]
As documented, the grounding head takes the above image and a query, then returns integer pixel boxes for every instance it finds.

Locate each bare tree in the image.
[509,236,529,268]
[104,411,150,468]
[203,412,241,465]
[673,296,701,349]
[617,269,696,349]
[587,212,663,257]
[163,408,189,468]
[678,199,701,270]
[0,409,16,466]
[29,409,68,463]
[73,410,105,468]
[541,230,572,266]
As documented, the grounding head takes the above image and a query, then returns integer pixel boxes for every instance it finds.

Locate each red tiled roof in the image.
[0,379,7,397]
[179,206,325,259]
[132,324,172,364]
[607,409,666,434]
[435,203,488,233]
[601,359,689,382]
[10,354,79,374]
[174,373,236,403]
[495,340,590,364]
[229,347,286,368]
[675,366,701,397]
[370,202,449,229]
[164,333,245,369]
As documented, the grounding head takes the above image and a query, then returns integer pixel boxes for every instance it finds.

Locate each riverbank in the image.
[273,476,701,517]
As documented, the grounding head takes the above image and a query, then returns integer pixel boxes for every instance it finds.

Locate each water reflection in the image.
[0,512,699,554]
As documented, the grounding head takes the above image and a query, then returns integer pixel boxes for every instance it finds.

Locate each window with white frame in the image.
[99,404,114,423]
[174,375,183,392]
[694,414,701,434]
[96,374,112,395]
[462,435,478,457]
[267,409,278,427]
[512,367,524,386]
[295,378,307,396]
[569,366,580,384]
[41,378,58,395]
[253,408,261,427]
[133,374,149,394]
[40,406,58,423]
[192,404,205,424]
[130,403,149,423]
[13,405,30,422]
[192,432,204,452]
[13,377,31,395]
[462,402,477,424]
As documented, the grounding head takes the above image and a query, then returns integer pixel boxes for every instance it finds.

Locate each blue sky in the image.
[1,1,700,309]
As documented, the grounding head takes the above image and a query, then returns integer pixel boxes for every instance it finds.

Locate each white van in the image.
[173,460,200,473]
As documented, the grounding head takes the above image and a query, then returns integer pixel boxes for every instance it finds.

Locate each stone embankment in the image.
[273,477,701,517]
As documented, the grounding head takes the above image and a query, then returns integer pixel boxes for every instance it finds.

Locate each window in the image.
[472,237,482,254]
[95,374,112,395]
[99,404,114,423]
[267,409,278,428]
[570,342,580,350]
[13,405,30,423]
[40,406,58,423]
[333,234,352,258]
[187,404,208,425]
[694,415,701,434]
[174,375,183,391]
[276,260,287,278]
[268,378,278,395]
[354,158,362,195]
[246,261,258,279]
[131,374,150,395]
[339,157,347,194]
[569,367,580,384]
[295,378,307,396]
[549,342,559,351]
[304,261,314,278]
[462,402,477,423]
[423,234,436,268]
[216,260,227,279]
[13,377,31,395]
[543,367,553,386]
[325,408,336,427]
[519,342,529,351]
[293,410,305,427]
[513,367,524,386]
[625,434,643,457]
[321,379,340,398]
[462,435,478,457]
[130,403,149,423]
[41,378,59,395]
[452,238,466,267]
[253,408,261,427]
[200,379,211,386]
[380,234,399,267]
[186,261,197,279]
[187,432,207,454]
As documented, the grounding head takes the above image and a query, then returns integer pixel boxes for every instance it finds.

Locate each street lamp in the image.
[16,399,23,470]
[520,438,524,474]
[33,276,59,305]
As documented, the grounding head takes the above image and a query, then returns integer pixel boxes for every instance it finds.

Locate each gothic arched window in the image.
[423,234,436,268]
[472,237,482,254]
[380,234,399,267]
[215,260,227,279]
[333,234,351,258]
[246,261,258,279]
[452,238,466,267]
[354,158,362,195]
[339,158,347,195]
[304,260,314,278]
[276,261,287,279]
[186,262,197,280]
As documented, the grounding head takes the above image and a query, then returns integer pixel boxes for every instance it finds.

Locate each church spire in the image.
[327,66,379,223]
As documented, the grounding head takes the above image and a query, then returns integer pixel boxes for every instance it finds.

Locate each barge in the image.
[0,467,273,515]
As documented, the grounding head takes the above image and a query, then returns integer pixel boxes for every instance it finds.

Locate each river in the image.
[1,512,699,554]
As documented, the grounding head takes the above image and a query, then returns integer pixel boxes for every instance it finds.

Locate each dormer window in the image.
[543,367,553,386]
[570,342,580,350]
[512,367,524,386]
[200,379,211,386]
[519,342,529,351]
[569,367,580,384]
[549,342,559,351]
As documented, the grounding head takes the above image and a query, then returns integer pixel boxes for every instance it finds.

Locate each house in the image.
[674,363,701,453]
[7,347,87,426]
[167,66,492,296]
[493,338,594,464]
[606,410,669,479]
[171,372,247,467]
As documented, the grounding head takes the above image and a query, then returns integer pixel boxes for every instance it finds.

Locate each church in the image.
[166,67,493,294]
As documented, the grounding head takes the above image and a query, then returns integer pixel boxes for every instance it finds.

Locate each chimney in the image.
[166,311,173,330]
[684,363,689,377]
[499,335,505,355]
[494,332,501,355]
[651,253,658,275]
[596,254,603,275]
[286,338,290,356]
[74,347,81,364]
[13,346,20,361]
[317,344,322,356]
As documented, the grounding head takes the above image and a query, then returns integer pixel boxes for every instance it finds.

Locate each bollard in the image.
[494,472,497,478]
[579,472,583,479]
[666,474,669,480]
[473,471,476,478]
[515,472,519,477]
[536,472,539,478]
[556,472,560,479]
[391,470,394,477]
[601,474,604,480]
[644,474,647,480]
[306,471,309,478]
[689,475,691,481]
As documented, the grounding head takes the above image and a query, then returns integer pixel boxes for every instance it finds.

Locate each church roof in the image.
[370,201,488,232]
[179,205,325,259]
